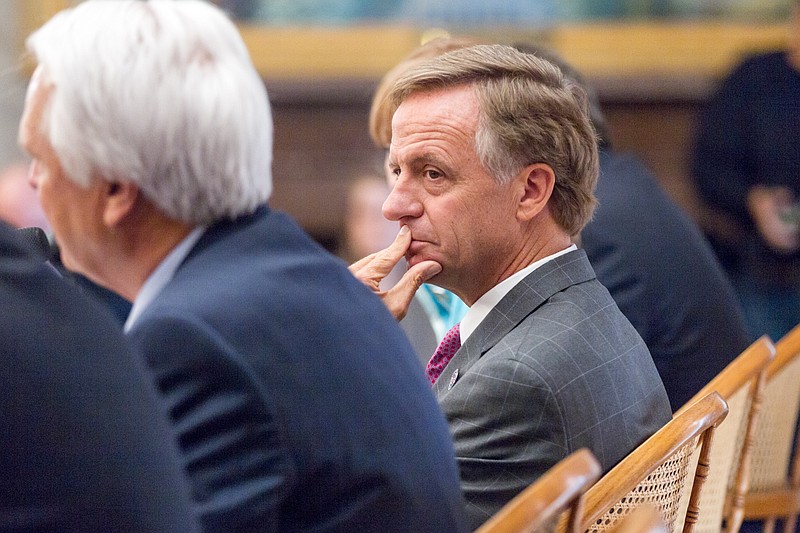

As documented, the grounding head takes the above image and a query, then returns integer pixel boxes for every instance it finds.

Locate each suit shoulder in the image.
[499,283,650,377]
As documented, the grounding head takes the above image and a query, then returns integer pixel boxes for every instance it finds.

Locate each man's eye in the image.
[425,169,443,180]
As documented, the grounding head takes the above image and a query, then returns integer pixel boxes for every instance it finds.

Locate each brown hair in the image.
[512,42,611,148]
[368,36,479,148]
[388,44,599,235]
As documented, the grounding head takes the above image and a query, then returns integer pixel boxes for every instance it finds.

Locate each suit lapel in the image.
[434,249,596,397]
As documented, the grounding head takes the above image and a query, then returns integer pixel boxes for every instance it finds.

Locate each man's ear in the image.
[516,163,556,222]
[102,180,140,227]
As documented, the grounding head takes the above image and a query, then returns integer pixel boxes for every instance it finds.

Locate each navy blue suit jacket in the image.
[127,206,467,532]
[0,222,198,532]
[581,150,750,411]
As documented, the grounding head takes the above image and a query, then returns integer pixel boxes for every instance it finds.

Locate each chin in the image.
[58,250,80,273]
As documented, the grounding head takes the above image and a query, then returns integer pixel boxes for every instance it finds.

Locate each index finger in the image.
[349,225,412,278]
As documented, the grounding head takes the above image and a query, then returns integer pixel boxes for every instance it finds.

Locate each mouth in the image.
[405,239,433,267]
[407,239,428,255]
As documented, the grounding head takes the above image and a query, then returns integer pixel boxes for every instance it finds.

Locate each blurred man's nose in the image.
[27,161,39,190]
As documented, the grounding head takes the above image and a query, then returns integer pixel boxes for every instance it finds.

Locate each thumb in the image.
[404,260,443,289]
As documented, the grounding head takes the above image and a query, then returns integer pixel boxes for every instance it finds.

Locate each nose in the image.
[382,175,423,222]
[27,160,40,190]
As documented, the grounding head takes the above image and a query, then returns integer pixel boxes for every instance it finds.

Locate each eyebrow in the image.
[389,151,451,171]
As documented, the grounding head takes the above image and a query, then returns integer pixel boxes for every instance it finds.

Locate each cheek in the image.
[434,203,474,252]
[36,168,75,236]
[36,175,58,215]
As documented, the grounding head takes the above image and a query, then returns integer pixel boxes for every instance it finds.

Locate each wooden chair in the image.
[673,336,775,533]
[476,448,602,533]
[555,392,729,533]
[741,324,800,533]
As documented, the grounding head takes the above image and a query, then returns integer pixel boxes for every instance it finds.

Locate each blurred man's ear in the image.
[102,180,140,227]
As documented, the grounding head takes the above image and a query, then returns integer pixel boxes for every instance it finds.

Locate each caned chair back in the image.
[555,392,729,533]
[476,448,602,533]
[673,336,775,533]
[742,324,800,533]
[609,506,668,533]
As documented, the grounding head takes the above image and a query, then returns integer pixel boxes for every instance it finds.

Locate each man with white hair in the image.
[19,1,467,531]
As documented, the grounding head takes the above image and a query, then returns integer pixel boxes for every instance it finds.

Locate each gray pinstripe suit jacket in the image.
[434,249,672,529]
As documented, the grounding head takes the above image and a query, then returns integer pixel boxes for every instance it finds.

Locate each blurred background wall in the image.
[0,1,27,169]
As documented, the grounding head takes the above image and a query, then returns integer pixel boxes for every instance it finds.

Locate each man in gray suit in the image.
[352,44,672,529]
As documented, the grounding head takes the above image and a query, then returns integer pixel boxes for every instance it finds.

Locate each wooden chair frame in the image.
[476,448,602,533]
[556,392,729,533]
[674,336,775,533]
[741,324,800,533]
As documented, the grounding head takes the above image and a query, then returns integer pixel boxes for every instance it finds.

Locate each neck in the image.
[499,229,572,283]
[454,221,572,306]
[91,212,195,302]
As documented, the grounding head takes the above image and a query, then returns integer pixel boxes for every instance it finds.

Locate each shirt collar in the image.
[460,244,577,344]
[124,227,205,332]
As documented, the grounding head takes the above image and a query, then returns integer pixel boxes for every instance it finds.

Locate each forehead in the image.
[19,67,51,152]
[389,85,479,159]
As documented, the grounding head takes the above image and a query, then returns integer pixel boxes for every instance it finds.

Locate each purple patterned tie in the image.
[426,323,461,385]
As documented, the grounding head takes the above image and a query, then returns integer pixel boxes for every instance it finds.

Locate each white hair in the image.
[26,0,273,225]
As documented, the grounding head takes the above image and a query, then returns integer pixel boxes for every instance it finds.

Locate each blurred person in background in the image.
[342,173,439,361]
[20,1,467,531]
[340,174,399,265]
[693,0,800,341]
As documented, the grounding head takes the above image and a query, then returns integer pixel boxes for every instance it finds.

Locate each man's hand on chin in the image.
[349,225,441,320]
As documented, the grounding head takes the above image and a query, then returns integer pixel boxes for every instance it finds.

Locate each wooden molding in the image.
[14,2,788,97]
[16,0,69,45]
[238,21,787,81]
